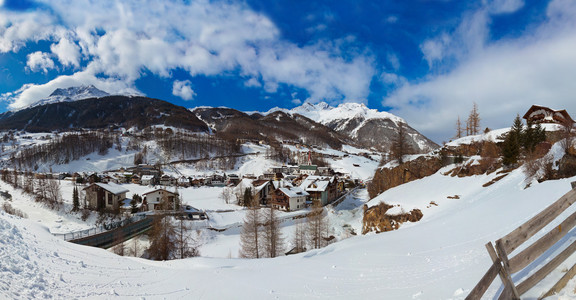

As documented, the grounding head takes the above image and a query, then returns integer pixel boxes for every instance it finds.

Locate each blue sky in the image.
[1,0,576,142]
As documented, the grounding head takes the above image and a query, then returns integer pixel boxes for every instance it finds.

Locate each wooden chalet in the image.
[84,183,129,211]
[523,105,575,125]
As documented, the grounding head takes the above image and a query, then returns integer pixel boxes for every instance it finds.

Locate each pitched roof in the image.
[85,182,129,195]
[523,105,575,124]
[142,187,178,196]
[299,176,334,192]
[278,187,309,198]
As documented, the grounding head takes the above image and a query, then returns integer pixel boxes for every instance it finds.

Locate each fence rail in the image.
[467,184,576,299]
[53,213,149,241]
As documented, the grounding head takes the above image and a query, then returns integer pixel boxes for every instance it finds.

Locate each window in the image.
[107,194,112,205]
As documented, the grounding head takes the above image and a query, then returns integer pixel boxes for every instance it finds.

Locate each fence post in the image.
[494,240,520,299]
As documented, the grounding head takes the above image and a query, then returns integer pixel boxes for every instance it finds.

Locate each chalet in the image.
[190,176,205,187]
[226,174,241,186]
[252,180,273,205]
[270,186,308,211]
[141,175,156,186]
[159,174,176,186]
[136,164,161,177]
[142,188,180,211]
[207,174,226,186]
[101,175,117,184]
[131,174,141,184]
[300,176,338,206]
[84,183,129,211]
[177,176,191,187]
[523,105,575,125]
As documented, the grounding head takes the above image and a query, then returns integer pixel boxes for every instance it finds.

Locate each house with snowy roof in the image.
[270,186,309,211]
[140,174,156,186]
[83,182,129,211]
[523,105,575,125]
[142,188,179,211]
[299,176,338,206]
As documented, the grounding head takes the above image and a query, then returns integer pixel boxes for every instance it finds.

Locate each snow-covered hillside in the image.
[268,102,405,126]
[28,85,109,109]
[265,102,438,153]
[3,155,576,298]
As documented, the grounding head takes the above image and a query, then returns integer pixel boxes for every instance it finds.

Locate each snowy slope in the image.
[3,163,576,298]
[265,102,438,152]
[28,85,109,109]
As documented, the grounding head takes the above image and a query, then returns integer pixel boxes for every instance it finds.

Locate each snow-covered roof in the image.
[90,183,129,195]
[272,179,293,190]
[299,176,334,192]
[278,187,309,198]
[141,175,155,180]
[142,187,178,196]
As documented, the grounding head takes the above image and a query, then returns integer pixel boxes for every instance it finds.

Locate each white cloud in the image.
[5,71,141,110]
[1,0,375,109]
[384,0,576,143]
[50,37,81,68]
[488,0,524,14]
[172,80,195,101]
[26,51,55,73]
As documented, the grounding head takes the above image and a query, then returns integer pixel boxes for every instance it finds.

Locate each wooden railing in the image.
[467,184,576,299]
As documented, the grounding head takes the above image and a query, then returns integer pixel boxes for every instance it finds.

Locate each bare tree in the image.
[262,207,284,258]
[467,102,481,136]
[112,230,126,256]
[239,198,262,258]
[391,122,411,164]
[291,219,307,254]
[129,237,141,257]
[175,219,199,259]
[455,116,464,139]
[148,216,177,260]
[221,187,234,204]
[307,203,330,250]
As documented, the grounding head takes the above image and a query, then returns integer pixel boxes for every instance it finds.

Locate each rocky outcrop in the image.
[362,202,423,234]
[368,155,444,198]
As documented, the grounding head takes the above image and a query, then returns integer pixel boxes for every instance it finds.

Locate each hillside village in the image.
[2,101,576,299]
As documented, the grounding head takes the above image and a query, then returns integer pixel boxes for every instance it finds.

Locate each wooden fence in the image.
[467,183,576,299]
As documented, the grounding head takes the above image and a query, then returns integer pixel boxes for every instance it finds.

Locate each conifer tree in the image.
[502,115,523,166]
[72,186,80,211]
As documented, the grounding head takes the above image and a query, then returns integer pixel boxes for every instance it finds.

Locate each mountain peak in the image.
[26,85,110,110]
[48,85,109,98]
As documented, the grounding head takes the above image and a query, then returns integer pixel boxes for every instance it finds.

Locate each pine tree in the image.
[72,186,80,212]
[523,121,546,154]
[502,114,523,166]
[263,207,284,258]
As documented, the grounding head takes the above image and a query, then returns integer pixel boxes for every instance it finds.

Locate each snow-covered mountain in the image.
[30,85,109,108]
[266,102,439,153]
